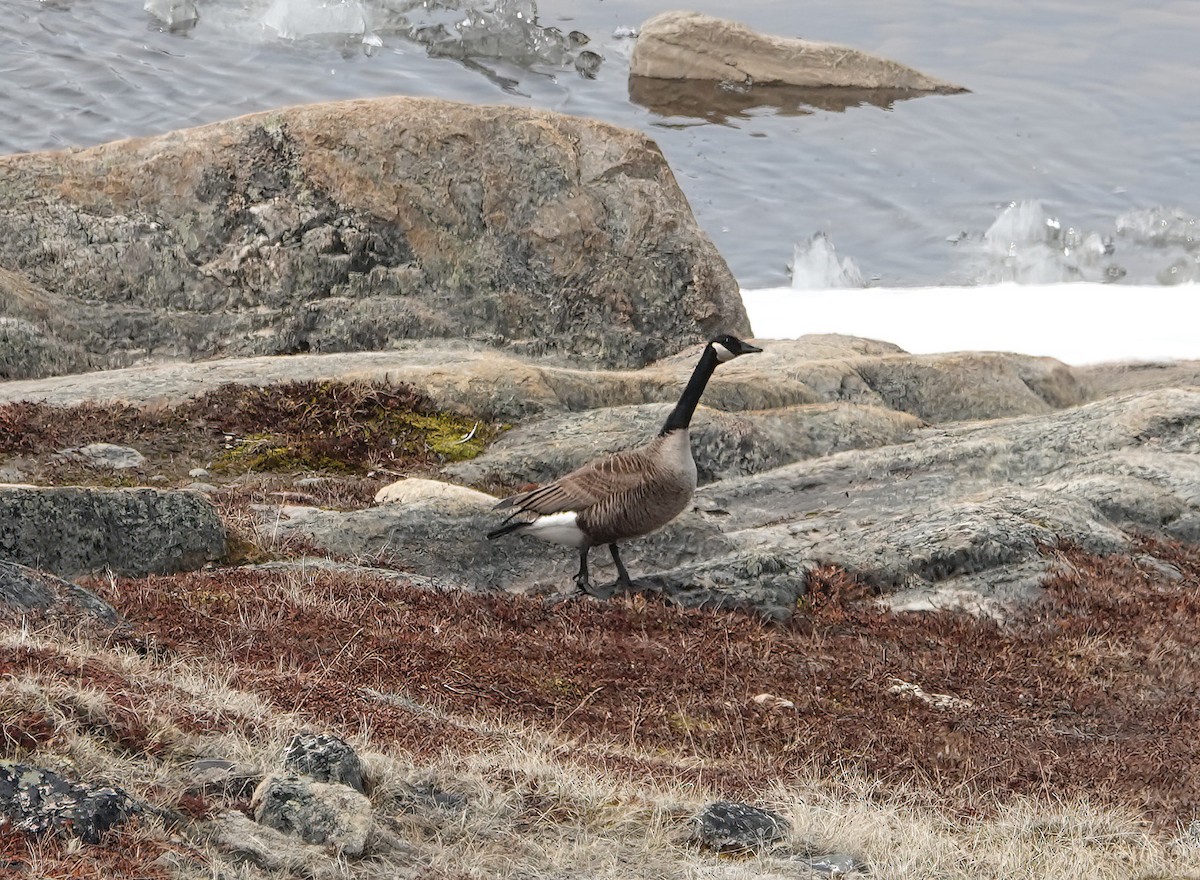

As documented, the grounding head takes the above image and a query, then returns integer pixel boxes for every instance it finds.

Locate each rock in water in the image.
[0,97,746,377]
[630,11,967,92]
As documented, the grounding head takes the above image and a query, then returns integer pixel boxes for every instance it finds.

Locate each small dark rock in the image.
[185,759,261,798]
[691,800,790,852]
[0,762,137,843]
[282,732,366,794]
[0,561,124,626]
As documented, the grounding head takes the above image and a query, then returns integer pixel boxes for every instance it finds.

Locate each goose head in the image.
[709,334,763,363]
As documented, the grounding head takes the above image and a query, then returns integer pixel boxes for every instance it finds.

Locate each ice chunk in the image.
[1115,207,1199,248]
[1157,256,1200,285]
[263,0,370,39]
[983,200,1060,255]
[790,233,865,290]
[374,0,580,67]
[978,200,1121,284]
[145,0,199,31]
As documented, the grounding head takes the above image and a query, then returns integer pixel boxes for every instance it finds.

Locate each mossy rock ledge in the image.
[0,96,748,380]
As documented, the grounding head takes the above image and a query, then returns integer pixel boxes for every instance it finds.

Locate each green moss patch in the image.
[195,381,494,474]
[0,380,498,482]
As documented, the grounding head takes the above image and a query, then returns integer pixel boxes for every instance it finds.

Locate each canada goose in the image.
[486,334,763,593]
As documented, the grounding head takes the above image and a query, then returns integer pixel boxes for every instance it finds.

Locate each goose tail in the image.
[486,519,528,541]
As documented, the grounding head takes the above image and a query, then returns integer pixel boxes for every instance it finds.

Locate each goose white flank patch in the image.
[487,334,763,595]
[741,282,1200,365]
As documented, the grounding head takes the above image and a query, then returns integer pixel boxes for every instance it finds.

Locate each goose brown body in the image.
[487,334,761,593]
[493,428,697,547]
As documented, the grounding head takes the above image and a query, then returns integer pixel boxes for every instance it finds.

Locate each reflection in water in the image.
[628,76,928,124]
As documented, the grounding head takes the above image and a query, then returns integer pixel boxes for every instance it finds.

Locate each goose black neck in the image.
[661,345,718,434]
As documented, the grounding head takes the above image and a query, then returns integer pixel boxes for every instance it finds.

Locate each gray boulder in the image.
[0,97,746,376]
[252,772,373,857]
[0,560,123,626]
[630,12,966,93]
[55,442,146,470]
[282,733,367,794]
[694,388,1200,614]
[0,762,137,843]
[0,486,227,577]
[691,801,790,852]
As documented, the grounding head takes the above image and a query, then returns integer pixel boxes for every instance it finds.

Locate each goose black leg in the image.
[574,546,592,595]
[610,544,634,589]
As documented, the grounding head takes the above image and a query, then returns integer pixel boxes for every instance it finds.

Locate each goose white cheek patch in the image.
[712,342,736,362]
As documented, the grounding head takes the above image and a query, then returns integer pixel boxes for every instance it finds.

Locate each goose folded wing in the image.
[495,449,652,515]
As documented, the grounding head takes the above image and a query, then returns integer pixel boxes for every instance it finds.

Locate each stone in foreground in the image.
[0,485,227,577]
[0,762,137,843]
[631,12,967,92]
[691,800,791,852]
[252,772,373,857]
[0,560,123,625]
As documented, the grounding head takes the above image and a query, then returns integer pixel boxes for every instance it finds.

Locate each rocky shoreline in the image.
[2,42,1199,880]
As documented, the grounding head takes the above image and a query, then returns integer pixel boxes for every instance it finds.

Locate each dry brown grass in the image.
[3,587,1200,880]
[66,536,1200,830]
[5,538,1200,877]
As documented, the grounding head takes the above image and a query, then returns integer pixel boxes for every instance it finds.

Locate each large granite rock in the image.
[445,401,921,488]
[630,12,966,92]
[0,486,227,577]
[693,387,1200,616]
[265,388,1200,618]
[0,337,1089,426]
[0,97,746,377]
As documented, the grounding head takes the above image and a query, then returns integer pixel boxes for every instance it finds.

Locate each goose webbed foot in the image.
[609,544,636,591]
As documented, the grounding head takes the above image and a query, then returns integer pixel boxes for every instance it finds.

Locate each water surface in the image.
[2,0,1198,288]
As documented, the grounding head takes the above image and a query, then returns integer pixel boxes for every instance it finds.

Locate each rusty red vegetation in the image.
[0,821,185,879]
[85,536,1200,824]
[0,643,264,756]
